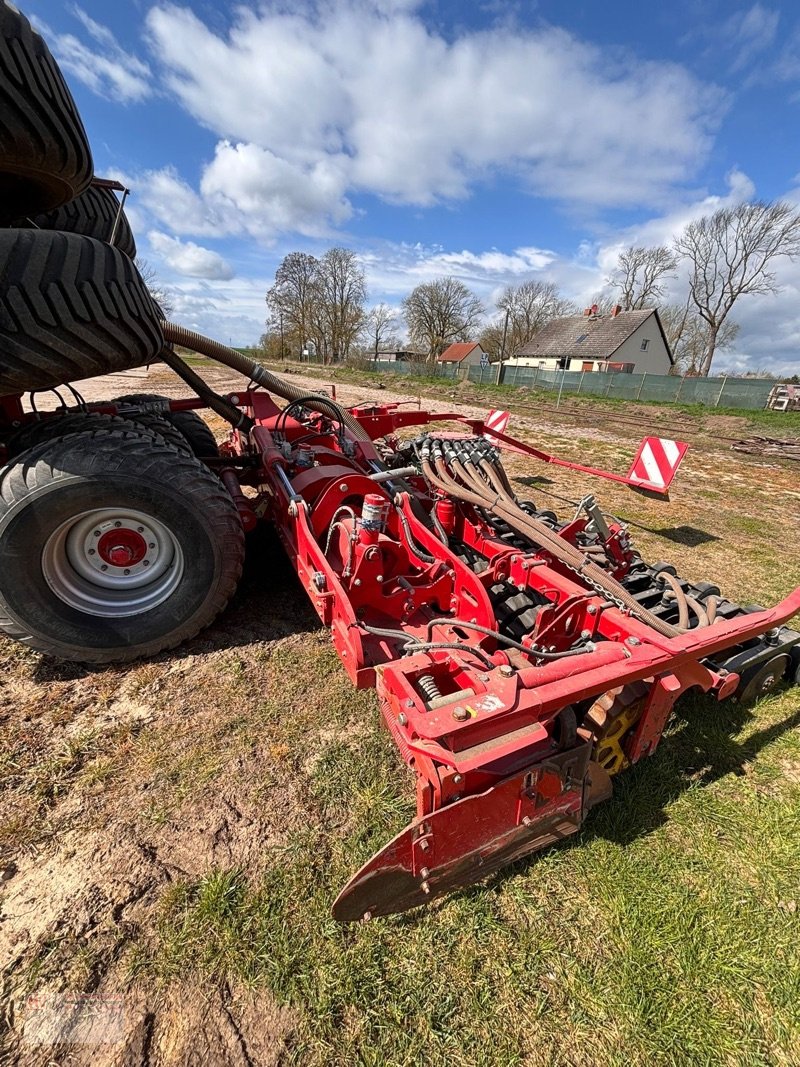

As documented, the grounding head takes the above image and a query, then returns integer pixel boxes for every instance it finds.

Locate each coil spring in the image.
[418,674,442,702]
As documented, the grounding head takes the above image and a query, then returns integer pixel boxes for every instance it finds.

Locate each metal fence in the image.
[467,365,776,409]
[351,359,775,410]
[283,352,777,410]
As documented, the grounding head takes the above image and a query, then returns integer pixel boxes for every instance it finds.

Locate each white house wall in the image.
[612,320,672,373]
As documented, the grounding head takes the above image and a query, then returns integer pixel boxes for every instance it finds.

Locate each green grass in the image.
[128,681,800,1067]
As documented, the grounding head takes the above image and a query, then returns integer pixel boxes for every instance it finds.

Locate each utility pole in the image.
[495,307,510,385]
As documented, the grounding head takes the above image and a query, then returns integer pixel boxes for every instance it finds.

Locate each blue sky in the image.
[27,0,800,373]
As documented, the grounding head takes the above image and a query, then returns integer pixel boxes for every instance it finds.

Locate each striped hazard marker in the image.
[483,409,510,439]
[626,437,689,492]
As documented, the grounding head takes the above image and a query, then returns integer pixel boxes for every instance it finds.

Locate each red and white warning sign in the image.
[626,436,688,492]
[483,409,510,439]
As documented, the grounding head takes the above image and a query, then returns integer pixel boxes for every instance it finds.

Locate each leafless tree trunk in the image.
[314,248,367,363]
[364,302,398,360]
[135,258,174,320]
[266,252,320,360]
[608,245,677,310]
[674,200,800,375]
[660,301,739,375]
[402,277,484,362]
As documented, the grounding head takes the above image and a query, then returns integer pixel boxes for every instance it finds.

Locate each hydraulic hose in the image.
[657,571,690,632]
[161,322,372,443]
[158,347,253,431]
[423,451,681,640]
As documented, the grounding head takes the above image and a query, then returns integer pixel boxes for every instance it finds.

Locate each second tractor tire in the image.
[0,229,163,396]
[113,393,220,458]
[15,183,136,258]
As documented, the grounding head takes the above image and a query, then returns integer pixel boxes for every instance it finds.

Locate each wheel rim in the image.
[42,507,184,618]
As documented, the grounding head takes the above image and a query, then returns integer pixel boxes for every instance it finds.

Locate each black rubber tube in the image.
[161,322,371,443]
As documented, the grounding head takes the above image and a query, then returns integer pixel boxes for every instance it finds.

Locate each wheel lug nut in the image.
[100,564,108,571]
[124,568,131,575]
[88,549,96,555]
[143,560,150,567]
[114,521,122,528]
[137,526,144,532]
[94,530,101,537]
[149,542,155,549]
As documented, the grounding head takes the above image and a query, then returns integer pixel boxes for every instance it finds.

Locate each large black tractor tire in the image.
[0,230,163,396]
[0,428,245,663]
[0,2,93,222]
[113,393,220,458]
[15,184,136,258]
[5,411,189,458]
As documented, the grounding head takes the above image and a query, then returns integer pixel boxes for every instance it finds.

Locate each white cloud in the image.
[200,141,352,237]
[136,167,240,238]
[148,232,235,280]
[722,4,780,72]
[40,7,151,104]
[143,1,725,232]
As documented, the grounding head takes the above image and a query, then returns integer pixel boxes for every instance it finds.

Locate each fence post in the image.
[578,370,585,396]
[533,366,540,389]
[605,372,613,398]
[715,375,728,408]
[675,373,686,402]
[636,372,647,401]
[556,364,567,408]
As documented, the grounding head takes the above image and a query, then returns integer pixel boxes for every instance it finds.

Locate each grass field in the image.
[1,365,799,1066]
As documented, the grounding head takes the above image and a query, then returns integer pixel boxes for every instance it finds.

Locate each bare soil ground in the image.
[2,363,799,1066]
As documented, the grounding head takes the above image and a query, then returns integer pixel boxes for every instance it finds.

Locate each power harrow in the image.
[0,2,798,922]
[217,371,800,920]
[3,331,797,920]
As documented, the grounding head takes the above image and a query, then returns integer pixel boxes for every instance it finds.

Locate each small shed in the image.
[438,342,487,371]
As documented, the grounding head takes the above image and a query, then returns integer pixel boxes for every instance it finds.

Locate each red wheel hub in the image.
[96,528,147,568]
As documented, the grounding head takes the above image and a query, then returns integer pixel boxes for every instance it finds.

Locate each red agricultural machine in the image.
[1,2,799,919]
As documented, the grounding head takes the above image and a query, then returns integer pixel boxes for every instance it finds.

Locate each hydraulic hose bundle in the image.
[420,435,682,640]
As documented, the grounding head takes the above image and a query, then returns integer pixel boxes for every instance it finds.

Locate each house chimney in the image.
[611,304,622,318]
[583,307,592,316]
[590,303,598,316]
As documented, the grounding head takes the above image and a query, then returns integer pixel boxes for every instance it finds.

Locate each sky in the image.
[26,0,800,374]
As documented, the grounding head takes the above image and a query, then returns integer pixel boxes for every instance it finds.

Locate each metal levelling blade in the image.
[333,747,608,921]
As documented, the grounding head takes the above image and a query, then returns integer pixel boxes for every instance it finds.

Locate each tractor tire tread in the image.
[0,2,93,221]
[0,428,244,662]
[16,184,136,258]
[0,229,163,396]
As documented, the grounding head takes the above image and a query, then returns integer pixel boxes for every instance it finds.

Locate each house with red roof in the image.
[437,342,487,371]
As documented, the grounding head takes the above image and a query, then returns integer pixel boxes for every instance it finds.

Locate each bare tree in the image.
[402,277,484,361]
[266,252,320,360]
[674,200,800,375]
[496,280,574,356]
[266,248,366,363]
[135,257,174,319]
[314,247,367,363]
[660,301,740,375]
[608,245,677,310]
[363,302,399,360]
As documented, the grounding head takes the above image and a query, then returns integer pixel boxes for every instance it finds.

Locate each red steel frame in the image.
[226,390,799,918]
[2,388,798,918]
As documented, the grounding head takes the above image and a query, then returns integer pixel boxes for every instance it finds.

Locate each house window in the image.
[575,333,588,344]
[640,338,650,351]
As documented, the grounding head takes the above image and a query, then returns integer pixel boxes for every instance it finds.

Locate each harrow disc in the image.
[582,682,650,776]
[736,654,790,706]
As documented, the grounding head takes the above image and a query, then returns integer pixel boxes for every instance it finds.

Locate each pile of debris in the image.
[732,437,800,462]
